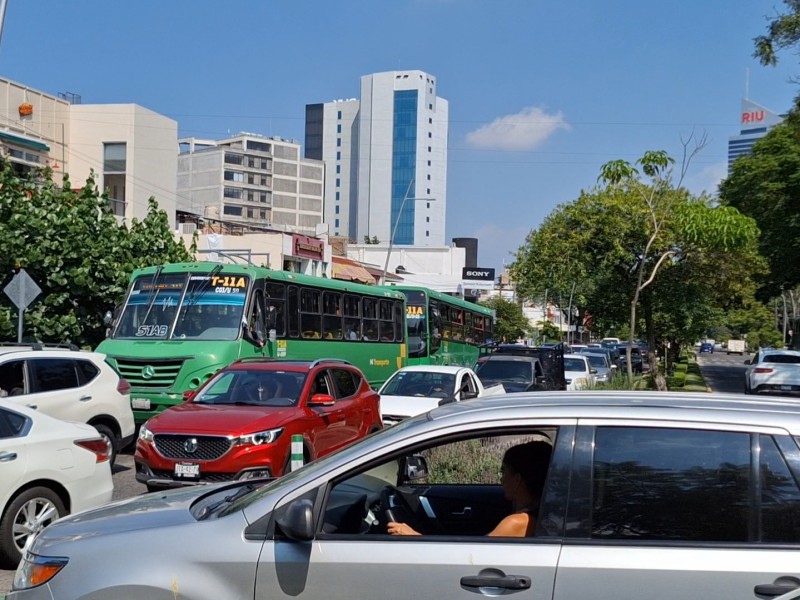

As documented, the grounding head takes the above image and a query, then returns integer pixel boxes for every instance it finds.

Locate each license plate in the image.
[131,398,150,410]
[174,463,200,478]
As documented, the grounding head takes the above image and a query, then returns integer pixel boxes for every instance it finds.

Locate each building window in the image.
[260,175,267,185]
[428,146,431,152]
[427,160,431,166]
[224,171,244,182]
[427,188,430,194]
[103,143,127,172]
[426,216,429,222]
[248,157,255,168]
[260,209,267,219]
[337,110,342,119]
[336,151,341,160]
[336,178,340,188]
[426,230,430,237]
[260,192,267,203]
[337,124,342,134]
[224,152,243,165]
[248,173,255,185]
[223,187,242,199]
[335,205,340,214]
[223,204,242,216]
[247,207,254,218]
[336,165,341,174]
[247,191,254,202]
[429,103,433,110]
[427,202,430,209]
[429,118,432,124]
[427,174,431,180]
[337,138,342,147]
[261,159,269,169]
[335,218,340,227]
[247,140,271,153]
[335,192,340,200]
[428,132,432,138]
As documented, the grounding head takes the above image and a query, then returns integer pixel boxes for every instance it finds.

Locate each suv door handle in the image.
[754,577,800,597]
[79,395,92,402]
[0,452,17,462]
[460,575,531,590]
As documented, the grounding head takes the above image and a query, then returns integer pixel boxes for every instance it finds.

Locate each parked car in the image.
[578,346,621,372]
[699,342,714,354]
[0,344,135,465]
[744,349,800,396]
[579,351,613,383]
[378,365,505,426]
[13,391,800,599]
[134,358,382,491]
[0,399,112,569]
[563,353,596,390]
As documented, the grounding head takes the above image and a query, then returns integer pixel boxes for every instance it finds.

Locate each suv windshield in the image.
[381,371,456,397]
[196,370,307,407]
[475,359,533,383]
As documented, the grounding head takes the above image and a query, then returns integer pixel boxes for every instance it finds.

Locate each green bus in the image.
[97,262,407,424]
[385,285,495,367]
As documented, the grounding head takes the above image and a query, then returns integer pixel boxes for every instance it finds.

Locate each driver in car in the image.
[387,440,552,537]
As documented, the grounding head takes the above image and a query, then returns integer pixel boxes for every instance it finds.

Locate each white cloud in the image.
[465,106,569,151]
[684,161,727,197]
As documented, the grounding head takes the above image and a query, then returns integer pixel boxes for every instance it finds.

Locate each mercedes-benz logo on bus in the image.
[141,365,156,380]
[184,438,199,454]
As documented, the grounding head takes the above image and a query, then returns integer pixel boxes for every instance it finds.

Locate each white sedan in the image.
[0,400,113,568]
[564,353,597,390]
[378,365,504,426]
[744,349,800,396]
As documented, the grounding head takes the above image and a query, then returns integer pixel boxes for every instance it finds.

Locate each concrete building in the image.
[0,77,178,227]
[727,98,784,173]
[305,69,448,246]
[178,133,324,236]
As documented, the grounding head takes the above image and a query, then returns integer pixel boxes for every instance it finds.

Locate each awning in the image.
[0,131,50,152]
[332,257,376,284]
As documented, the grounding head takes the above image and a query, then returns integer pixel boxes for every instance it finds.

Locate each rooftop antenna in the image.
[745,68,750,101]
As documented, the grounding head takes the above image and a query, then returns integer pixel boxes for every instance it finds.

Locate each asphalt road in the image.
[0,449,144,597]
[694,349,751,394]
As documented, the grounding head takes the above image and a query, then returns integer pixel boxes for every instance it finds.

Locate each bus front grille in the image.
[153,434,233,461]
[114,358,185,388]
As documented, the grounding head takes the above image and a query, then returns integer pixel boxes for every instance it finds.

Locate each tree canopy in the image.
[0,163,193,347]
[479,296,530,342]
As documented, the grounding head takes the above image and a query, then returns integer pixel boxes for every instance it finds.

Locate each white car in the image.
[563,353,596,390]
[0,399,113,568]
[0,345,135,465]
[744,348,800,396]
[378,365,504,425]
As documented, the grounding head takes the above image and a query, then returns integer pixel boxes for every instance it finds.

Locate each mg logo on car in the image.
[141,365,156,380]
[183,438,199,454]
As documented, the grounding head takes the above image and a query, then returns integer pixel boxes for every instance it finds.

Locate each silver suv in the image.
[0,344,135,464]
[11,391,800,599]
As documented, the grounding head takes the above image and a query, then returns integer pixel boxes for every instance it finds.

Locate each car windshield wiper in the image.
[197,482,262,520]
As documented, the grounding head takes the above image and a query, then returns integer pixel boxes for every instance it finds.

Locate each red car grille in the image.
[153,434,233,461]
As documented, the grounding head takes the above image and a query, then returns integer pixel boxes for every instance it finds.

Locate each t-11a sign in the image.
[462,267,495,281]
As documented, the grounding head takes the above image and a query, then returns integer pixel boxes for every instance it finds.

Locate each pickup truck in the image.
[727,339,747,355]
[378,365,505,426]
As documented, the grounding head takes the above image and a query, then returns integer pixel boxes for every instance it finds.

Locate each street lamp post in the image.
[380,179,435,285]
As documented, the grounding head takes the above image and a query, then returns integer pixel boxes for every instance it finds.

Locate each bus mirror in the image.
[268,329,277,343]
[103,310,113,326]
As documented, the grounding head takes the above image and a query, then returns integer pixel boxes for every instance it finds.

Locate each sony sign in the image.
[462,267,495,281]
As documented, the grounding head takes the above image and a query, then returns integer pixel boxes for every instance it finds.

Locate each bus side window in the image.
[301,288,321,339]
[287,285,300,338]
[378,300,394,342]
[323,292,343,340]
[362,298,379,341]
[344,294,361,341]
[266,282,286,338]
[393,300,404,343]
[430,300,442,353]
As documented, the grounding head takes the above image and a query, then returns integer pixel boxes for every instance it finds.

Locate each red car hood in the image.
[146,402,300,435]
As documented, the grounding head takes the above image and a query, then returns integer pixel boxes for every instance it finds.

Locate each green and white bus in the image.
[97,262,407,424]
[385,285,494,367]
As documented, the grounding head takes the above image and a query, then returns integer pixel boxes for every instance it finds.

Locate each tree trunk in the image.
[643,294,667,391]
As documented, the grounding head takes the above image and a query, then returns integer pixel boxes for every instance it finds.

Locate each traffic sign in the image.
[3,269,41,342]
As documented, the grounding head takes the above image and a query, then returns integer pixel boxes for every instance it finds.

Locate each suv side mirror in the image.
[308,393,335,407]
[400,455,429,481]
[461,389,479,400]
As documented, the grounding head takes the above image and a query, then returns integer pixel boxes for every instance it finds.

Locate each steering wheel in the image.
[379,485,426,533]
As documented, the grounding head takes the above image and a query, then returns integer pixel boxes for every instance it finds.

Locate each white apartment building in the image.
[177,133,324,236]
[305,69,448,247]
[0,77,178,227]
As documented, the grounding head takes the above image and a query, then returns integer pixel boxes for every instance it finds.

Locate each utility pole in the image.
[0,0,8,50]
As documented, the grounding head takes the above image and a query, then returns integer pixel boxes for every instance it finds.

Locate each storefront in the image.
[283,234,330,277]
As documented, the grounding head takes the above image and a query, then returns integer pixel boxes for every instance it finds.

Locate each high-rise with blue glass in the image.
[727,98,784,174]
[305,70,448,246]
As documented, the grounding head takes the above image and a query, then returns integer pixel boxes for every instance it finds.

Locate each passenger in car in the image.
[388,440,552,537]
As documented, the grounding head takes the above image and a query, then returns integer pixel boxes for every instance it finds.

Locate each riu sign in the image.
[462,267,495,281]
[742,111,765,124]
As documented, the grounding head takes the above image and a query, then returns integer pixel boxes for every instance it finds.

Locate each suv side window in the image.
[76,360,100,385]
[330,369,358,399]
[30,358,79,393]
[591,427,750,542]
[760,434,800,542]
[0,360,25,396]
[0,406,26,438]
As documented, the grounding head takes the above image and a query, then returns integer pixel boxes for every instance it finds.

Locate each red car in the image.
[134,358,382,491]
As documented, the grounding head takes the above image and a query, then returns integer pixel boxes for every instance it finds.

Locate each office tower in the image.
[728,99,784,173]
[306,70,448,246]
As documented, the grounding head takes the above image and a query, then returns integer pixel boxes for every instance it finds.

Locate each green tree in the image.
[0,164,193,347]
[753,0,800,67]
[513,150,759,387]
[480,296,529,342]
[718,113,800,297]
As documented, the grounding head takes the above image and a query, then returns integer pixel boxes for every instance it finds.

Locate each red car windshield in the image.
[195,370,308,407]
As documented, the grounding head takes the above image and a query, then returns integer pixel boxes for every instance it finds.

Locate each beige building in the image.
[177,133,324,236]
[0,77,178,227]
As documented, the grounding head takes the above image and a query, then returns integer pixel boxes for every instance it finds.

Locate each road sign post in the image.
[3,269,42,342]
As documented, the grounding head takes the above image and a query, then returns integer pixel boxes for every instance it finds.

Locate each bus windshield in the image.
[401,290,428,358]
[113,273,250,341]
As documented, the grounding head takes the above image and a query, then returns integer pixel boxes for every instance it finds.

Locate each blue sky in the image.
[2,1,798,272]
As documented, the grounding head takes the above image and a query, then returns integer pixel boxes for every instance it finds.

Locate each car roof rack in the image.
[233,357,353,369]
[0,342,80,351]
[309,358,353,368]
